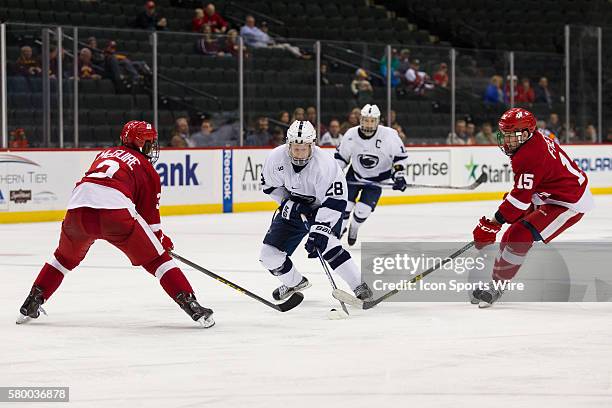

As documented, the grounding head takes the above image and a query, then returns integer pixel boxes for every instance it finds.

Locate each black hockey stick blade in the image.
[170,251,304,312]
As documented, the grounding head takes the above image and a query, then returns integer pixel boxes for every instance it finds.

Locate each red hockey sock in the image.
[159,268,194,299]
[493,222,534,281]
[33,263,66,300]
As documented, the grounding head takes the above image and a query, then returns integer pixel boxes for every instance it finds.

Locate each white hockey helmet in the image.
[360,104,380,138]
[286,120,316,166]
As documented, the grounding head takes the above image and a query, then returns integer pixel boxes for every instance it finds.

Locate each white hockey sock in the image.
[333,258,361,291]
[277,264,304,288]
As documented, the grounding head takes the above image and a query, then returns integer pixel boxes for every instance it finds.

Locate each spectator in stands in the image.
[104,41,140,89]
[483,75,503,105]
[49,45,68,79]
[219,29,242,57]
[585,124,598,143]
[393,123,407,144]
[246,116,272,146]
[196,24,223,56]
[240,15,308,59]
[433,62,449,88]
[537,119,555,140]
[78,48,101,80]
[466,122,476,143]
[86,37,105,65]
[446,119,472,145]
[404,59,433,96]
[547,113,562,138]
[535,76,553,108]
[131,1,167,31]
[278,111,290,126]
[202,3,228,34]
[350,68,374,106]
[9,128,28,148]
[269,127,285,147]
[475,122,495,144]
[386,109,401,129]
[319,119,342,147]
[192,8,205,33]
[340,108,360,134]
[516,78,535,104]
[191,118,218,146]
[170,117,192,147]
[398,48,411,76]
[504,74,518,104]
[16,46,41,77]
[291,107,305,122]
[306,106,327,136]
[379,48,400,88]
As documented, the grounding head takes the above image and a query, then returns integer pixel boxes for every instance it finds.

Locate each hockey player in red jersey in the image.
[471,108,594,307]
[16,121,214,327]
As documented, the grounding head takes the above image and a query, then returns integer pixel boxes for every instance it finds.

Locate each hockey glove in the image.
[473,216,502,250]
[305,223,332,258]
[392,171,408,191]
[154,230,174,252]
[280,198,313,221]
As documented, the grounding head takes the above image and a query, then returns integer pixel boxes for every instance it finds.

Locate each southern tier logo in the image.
[465,155,513,183]
[0,154,48,185]
[10,189,32,204]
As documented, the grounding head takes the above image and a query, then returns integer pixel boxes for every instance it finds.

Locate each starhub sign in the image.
[464,155,513,184]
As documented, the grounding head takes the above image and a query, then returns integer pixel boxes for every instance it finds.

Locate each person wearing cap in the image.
[131,1,167,31]
[433,62,448,88]
[404,59,433,96]
[104,40,140,89]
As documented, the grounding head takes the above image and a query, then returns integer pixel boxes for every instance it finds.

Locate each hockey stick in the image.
[333,241,476,309]
[348,172,488,190]
[170,251,304,313]
[300,215,350,316]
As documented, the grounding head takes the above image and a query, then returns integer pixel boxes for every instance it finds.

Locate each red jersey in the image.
[68,146,161,227]
[498,131,594,223]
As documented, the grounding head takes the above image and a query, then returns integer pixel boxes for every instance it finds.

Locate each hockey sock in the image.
[493,222,534,281]
[341,201,355,233]
[324,246,361,290]
[33,257,68,300]
[275,258,304,288]
[351,202,373,231]
[144,255,194,298]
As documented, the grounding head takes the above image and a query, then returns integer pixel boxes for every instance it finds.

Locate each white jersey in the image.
[335,125,408,181]
[261,145,348,227]
[319,132,343,147]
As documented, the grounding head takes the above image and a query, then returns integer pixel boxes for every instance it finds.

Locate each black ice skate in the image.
[273,277,311,301]
[16,286,47,325]
[472,284,504,308]
[175,292,215,328]
[354,282,373,301]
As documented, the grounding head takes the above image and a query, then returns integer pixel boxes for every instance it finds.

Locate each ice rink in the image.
[2,197,612,408]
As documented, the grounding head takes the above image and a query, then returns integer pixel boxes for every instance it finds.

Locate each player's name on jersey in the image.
[98,149,141,170]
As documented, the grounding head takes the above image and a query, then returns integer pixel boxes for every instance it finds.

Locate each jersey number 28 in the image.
[325,182,344,196]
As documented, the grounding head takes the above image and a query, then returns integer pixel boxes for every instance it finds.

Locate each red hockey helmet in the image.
[120,120,159,163]
[496,108,537,156]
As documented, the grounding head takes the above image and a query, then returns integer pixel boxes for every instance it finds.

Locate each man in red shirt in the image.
[472,108,594,307]
[202,3,228,34]
[16,121,214,328]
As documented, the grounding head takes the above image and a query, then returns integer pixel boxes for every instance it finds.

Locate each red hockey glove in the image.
[154,230,174,251]
[473,216,502,250]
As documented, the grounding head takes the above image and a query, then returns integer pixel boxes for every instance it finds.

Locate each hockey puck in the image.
[327,308,349,320]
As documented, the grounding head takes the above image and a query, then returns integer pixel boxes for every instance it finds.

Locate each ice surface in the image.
[2,198,612,408]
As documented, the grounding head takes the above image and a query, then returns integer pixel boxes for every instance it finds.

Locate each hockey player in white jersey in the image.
[335,104,409,245]
[259,120,372,302]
